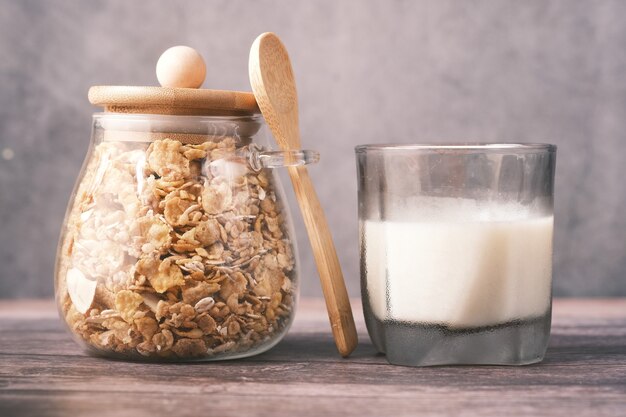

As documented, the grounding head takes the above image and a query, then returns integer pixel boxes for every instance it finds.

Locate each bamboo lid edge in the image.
[88,85,261,116]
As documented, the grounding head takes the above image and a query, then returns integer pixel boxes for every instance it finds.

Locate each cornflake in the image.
[147,139,190,181]
[164,197,193,226]
[115,290,144,323]
[148,259,185,293]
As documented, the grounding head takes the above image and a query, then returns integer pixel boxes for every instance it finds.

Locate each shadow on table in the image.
[257,331,626,366]
[251,333,384,364]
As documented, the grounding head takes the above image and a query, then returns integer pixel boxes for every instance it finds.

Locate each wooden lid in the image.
[88,86,260,116]
[89,46,260,116]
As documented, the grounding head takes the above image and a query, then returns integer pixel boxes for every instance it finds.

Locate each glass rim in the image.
[355,143,556,153]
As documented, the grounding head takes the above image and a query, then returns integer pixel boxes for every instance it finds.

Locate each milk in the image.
[362,199,553,328]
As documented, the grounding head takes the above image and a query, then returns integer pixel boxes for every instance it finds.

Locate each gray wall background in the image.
[1,0,625,299]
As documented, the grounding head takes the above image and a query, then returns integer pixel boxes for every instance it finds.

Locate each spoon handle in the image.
[287,165,358,357]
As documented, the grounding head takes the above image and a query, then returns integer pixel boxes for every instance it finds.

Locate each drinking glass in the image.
[356,143,556,366]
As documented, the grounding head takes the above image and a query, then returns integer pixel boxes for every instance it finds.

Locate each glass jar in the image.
[56,112,318,361]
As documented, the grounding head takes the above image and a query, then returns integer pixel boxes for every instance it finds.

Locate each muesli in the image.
[56,137,296,359]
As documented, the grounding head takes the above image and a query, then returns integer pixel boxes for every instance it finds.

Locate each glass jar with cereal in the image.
[55,61,318,361]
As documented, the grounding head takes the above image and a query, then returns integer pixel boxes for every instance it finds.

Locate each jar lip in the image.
[93,112,264,144]
[93,112,264,123]
[355,143,557,153]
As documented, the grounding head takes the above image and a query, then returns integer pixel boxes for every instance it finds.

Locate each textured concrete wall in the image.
[1,0,625,298]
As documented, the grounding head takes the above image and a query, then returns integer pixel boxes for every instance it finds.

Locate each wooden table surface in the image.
[0,298,624,417]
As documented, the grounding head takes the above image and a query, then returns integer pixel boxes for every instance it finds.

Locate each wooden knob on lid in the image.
[89,45,260,116]
[156,46,206,88]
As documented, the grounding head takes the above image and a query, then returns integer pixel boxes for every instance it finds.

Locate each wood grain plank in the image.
[0,298,624,417]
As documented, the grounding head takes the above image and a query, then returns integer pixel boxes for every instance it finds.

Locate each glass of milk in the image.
[356,144,556,366]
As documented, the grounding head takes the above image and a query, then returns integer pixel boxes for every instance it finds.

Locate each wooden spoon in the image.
[249,32,357,357]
